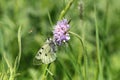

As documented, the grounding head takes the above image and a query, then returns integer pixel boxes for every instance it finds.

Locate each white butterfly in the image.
[33,38,57,65]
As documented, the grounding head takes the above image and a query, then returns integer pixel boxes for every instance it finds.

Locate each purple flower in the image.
[53,19,70,45]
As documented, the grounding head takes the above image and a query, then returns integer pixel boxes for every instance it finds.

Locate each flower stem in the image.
[43,0,75,79]
[69,31,88,80]
[58,0,74,20]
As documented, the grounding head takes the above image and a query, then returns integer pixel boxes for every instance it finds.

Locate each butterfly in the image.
[33,38,57,65]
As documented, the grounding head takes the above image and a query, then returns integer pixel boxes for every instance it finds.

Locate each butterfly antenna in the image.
[68,18,71,24]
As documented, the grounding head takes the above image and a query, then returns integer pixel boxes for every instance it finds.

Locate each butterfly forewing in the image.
[33,38,56,65]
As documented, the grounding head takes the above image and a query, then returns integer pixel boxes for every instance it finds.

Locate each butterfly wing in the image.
[33,38,56,65]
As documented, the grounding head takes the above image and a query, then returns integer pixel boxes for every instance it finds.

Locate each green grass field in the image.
[0,0,120,80]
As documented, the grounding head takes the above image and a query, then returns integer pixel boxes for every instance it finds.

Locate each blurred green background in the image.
[0,0,120,80]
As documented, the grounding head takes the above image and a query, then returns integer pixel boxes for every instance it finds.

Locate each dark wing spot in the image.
[39,52,42,54]
[47,37,50,40]
[41,47,44,49]
[36,52,42,56]
[45,54,47,56]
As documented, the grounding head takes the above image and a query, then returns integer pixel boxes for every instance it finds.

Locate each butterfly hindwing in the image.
[33,38,56,65]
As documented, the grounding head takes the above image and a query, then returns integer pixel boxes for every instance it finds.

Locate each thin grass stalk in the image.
[9,26,22,80]
[57,59,72,80]
[48,11,53,27]
[17,26,22,69]
[66,42,83,80]
[13,26,22,72]
[104,1,112,80]
[78,0,88,79]
[69,31,88,80]
[0,27,14,80]
[94,1,103,80]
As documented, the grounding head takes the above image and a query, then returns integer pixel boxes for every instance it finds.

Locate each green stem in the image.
[69,31,88,80]
[17,26,22,68]
[13,26,22,72]
[9,70,14,80]
[42,0,75,79]
[58,0,74,20]
[94,2,103,80]
[48,11,53,26]
[46,69,54,76]
[69,31,83,47]
[42,64,51,80]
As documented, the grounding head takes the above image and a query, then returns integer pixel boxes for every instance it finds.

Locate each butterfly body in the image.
[33,38,57,65]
